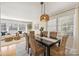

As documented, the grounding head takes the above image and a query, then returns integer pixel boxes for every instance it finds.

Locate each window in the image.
[47,18,57,32]
[58,15,73,36]
[0,19,29,35]
[9,24,18,31]
[47,10,74,36]
[8,24,18,34]
[1,23,7,32]
[19,24,26,31]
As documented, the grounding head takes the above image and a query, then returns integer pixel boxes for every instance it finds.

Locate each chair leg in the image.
[30,53,32,56]
[29,48,32,56]
[44,51,46,56]
[27,48,29,54]
[25,47,29,54]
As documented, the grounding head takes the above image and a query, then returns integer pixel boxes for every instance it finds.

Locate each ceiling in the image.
[1,2,79,21]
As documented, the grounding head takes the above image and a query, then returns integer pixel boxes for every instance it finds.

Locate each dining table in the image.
[35,35,60,56]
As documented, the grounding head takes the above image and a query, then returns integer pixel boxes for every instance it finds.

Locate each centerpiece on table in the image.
[40,27,44,37]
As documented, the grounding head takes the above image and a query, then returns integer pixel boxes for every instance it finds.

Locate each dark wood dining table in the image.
[35,36,60,56]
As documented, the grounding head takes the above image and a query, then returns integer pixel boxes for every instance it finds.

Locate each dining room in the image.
[0,2,79,56]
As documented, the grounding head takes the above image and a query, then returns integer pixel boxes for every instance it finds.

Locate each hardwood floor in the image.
[0,37,79,56]
[1,44,16,56]
[0,37,27,56]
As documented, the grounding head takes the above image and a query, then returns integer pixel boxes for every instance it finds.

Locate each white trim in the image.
[1,16,32,22]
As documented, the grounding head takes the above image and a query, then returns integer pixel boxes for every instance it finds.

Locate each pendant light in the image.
[40,2,49,21]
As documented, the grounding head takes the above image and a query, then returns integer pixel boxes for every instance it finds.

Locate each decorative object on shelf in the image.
[40,2,49,21]
[40,27,44,37]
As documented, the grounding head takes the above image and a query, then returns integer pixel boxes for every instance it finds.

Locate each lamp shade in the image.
[40,14,49,21]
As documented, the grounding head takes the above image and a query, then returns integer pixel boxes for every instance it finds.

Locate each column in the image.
[0,3,1,55]
[73,7,79,54]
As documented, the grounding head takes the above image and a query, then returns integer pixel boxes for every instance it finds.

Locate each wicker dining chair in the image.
[50,32,57,39]
[42,31,48,37]
[50,35,68,56]
[29,33,45,56]
[30,31,35,35]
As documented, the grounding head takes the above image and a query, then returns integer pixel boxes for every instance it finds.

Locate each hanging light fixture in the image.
[40,2,49,21]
